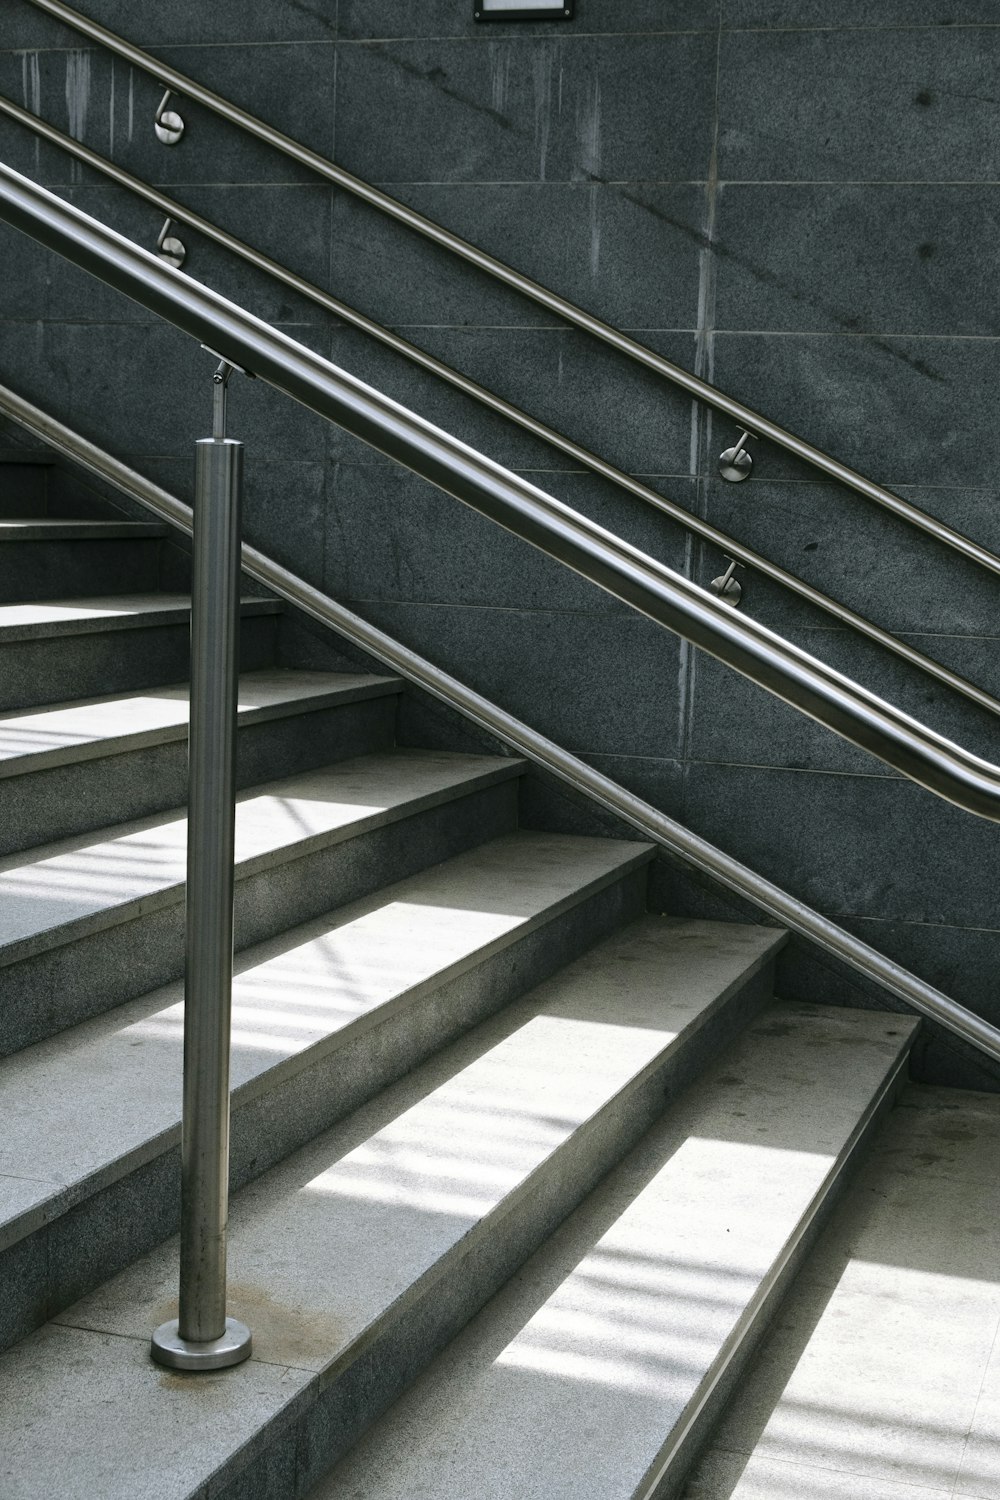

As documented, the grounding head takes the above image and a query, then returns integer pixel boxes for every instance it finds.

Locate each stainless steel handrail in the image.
[5,161,1000,824]
[3,375,997,1068]
[5,93,1000,732]
[20,0,1000,583]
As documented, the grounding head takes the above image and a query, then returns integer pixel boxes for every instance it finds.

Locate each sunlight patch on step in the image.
[709,1252,1000,1498]
[0,788,400,943]
[129,897,533,1057]
[491,1137,833,1401]
[301,1013,676,1221]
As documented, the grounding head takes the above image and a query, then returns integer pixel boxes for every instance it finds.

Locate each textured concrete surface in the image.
[0,749,521,964]
[0,918,781,1498]
[0,831,650,1249]
[0,669,398,775]
[0,833,651,1346]
[307,1003,915,1500]
[0,592,278,640]
[0,520,164,538]
[683,1085,1000,1500]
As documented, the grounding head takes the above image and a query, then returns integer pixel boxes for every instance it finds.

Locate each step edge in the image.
[0,523,168,540]
[0,841,653,1252]
[633,1034,917,1500]
[312,943,780,1398]
[34,939,777,1498]
[0,595,281,644]
[0,675,403,780]
[0,757,526,972]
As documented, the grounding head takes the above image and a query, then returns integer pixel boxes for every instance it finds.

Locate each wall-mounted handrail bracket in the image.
[719,430,756,483]
[711,557,744,606]
[155,216,186,268]
[154,89,184,145]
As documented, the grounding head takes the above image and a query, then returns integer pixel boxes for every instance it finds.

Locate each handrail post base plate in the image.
[151,1317,252,1372]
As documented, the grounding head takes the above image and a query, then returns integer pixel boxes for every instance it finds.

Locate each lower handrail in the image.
[6,163,1000,823]
[2,379,997,1069]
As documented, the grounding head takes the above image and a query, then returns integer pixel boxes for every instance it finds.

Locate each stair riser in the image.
[0,539,166,603]
[0,778,521,1055]
[653,1058,910,1500]
[0,614,279,712]
[0,463,49,516]
[0,866,648,1355]
[214,958,779,1500]
[0,695,399,856]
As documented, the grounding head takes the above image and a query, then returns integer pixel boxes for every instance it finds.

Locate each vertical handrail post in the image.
[151,356,252,1372]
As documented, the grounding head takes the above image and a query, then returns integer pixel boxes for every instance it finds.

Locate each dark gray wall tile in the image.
[323,463,694,610]
[340,0,719,41]
[330,180,707,331]
[708,332,1000,489]
[719,26,1000,181]
[334,34,718,183]
[713,184,1000,338]
[315,323,700,477]
[5,0,338,48]
[725,3,1000,28]
[683,760,1000,929]
[351,598,688,759]
[701,478,1000,639]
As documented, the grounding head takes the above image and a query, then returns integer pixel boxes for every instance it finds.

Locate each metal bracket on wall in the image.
[154,90,185,145]
[710,557,744,607]
[719,429,756,482]
[155,217,187,268]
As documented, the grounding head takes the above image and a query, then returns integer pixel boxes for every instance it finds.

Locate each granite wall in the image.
[2,0,1000,1083]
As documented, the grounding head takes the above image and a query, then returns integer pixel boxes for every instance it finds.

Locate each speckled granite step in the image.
[0,668,402,854]
[306,1003,917,1500]
[0,830,652,1352]
[0,593,281,710]
[0,918,786,1500]
[0,748,523,1052]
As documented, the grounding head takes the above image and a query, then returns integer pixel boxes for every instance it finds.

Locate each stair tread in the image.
[0,592,280,641]
[0,520,167,540]
[0,918,788,1500]
[308,1002,919,1500]
[683,1083,1000,1500]
[0,830,653,1248]
[0,749,522,966]
[0,668,401,777]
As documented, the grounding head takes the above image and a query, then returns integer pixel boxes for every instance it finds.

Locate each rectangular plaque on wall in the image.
[475,0,573,19]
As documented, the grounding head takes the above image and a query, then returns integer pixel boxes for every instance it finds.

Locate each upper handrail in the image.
[3,374,998,1070]
[5,94,1000,737]
[4,161,1000,829]
[19,0,1000,584]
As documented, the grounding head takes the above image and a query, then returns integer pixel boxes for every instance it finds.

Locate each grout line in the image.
[47,1316,309,1370]
[949,1310,1000,1499]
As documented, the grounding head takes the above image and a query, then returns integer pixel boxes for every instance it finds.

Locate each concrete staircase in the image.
[0,450,924,1498]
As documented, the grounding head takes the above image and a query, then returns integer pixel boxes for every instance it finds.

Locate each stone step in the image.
[0,668,402,855]
[0,748,524,1054]
[0,917,787,1500]
[307,1003,919,1500]
[0,519,166,539]
[0,456,52,516]
[0,593,281,710]
[682,1082,1000,1500]
[0,520,179,601]
[0,830,652,1352]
